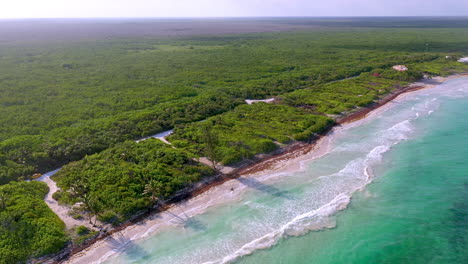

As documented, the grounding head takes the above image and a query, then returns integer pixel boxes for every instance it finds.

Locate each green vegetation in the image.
[0,181,68,264]
[2,27,468,183]
[169,58,468,164]
[52,139,213,225]
[170,103,334,164]
[72,226,98,245]
[0,94,240,184]
[1,18,468,263]
[281,70,416,115]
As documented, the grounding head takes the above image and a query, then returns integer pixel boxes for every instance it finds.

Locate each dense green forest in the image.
[0,94,240,184]
[167,67,437,163]
[169,103,334,165]
[52,139,213,225]
[0,181,68,264]
[1,18,468,262]
[2,28,468,183]
[281,70,415,114]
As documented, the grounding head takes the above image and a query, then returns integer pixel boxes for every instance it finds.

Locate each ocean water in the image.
[104,77,468,264]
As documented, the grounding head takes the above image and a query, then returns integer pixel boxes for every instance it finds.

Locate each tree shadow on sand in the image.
[165,210,207,231]
[106,232,151,261]
[235,177,295,200]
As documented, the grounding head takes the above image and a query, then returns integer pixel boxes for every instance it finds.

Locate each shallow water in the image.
[104,77,468,264]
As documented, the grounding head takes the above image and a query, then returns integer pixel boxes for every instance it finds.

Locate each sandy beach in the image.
[62,73,468,264]
[36,169,97,231]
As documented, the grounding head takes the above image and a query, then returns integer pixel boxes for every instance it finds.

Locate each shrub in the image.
[76,226,90,236]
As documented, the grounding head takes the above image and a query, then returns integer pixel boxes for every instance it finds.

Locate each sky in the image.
[0,0,467,19]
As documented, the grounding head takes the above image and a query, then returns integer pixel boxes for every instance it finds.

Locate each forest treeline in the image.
[169,103,334,165]
[52,139,213,225]
[52,58,467,227]
[0,93,240,184]
[1,24,468,263]
[0,181,68,264]
[2,29,468,184]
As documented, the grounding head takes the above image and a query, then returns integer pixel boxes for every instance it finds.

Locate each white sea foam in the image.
[205,193,350,264]
[100,77,468,264]
[204,143,392,264]
[198,101,421,264]
[423,78,468,98]
[334,118,414,153]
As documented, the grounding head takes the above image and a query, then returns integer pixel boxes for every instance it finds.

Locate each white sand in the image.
[245,98,275,104]
[36,169,95,230]
[36,129,177,231]
[135,129,173,144]
[64,126,334,264]
[64,74,468,263]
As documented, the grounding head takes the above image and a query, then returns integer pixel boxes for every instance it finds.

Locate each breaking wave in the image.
[205,142,396,264]
[103,77,468,264]
[204,193,350,264]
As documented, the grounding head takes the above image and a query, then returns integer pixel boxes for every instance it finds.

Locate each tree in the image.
[69,178,102,226]
[0,190,7,209]
[230,141,251,160]
[69,178,90,200]
[81,193,103,226]
[144,179,163,208]
[200,123,221,170]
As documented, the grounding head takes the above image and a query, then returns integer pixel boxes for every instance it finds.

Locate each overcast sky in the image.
[1,0,467,19]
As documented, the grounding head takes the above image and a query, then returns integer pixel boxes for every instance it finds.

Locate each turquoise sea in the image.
[105,77,468,264]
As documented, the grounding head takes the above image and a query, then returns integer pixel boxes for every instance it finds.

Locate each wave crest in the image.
[205,193,350,264]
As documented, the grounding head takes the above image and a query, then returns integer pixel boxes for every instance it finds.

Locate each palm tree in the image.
[144,179,163,208]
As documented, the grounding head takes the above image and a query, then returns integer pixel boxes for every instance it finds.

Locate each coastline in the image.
[59,73,468,264]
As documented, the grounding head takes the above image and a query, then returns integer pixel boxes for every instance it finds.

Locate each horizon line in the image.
[1,15,468,20]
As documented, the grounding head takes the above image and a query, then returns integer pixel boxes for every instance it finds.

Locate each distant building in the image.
[392,65,408,72]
